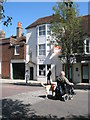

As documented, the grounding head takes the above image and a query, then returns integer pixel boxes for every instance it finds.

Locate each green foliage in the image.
[0,0,12,27]
[51,2,84,63]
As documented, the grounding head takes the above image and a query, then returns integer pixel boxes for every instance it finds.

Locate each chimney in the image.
[0,30,5,39]
[17,22,23,37]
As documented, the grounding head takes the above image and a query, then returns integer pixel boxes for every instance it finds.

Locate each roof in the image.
[26,15,54,29]
[10,36,26,45]
[26,14,90,36]
[0,35,26,46]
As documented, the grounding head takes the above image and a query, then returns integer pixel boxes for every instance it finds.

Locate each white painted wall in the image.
[26,27,37,64]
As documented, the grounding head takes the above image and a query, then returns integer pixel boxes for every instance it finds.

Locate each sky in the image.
[1,2,89,38]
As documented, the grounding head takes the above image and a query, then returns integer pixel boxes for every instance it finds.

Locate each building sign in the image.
[38,57,45,63]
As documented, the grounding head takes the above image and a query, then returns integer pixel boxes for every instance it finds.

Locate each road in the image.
[1,83,90,120]
[1,83,43,98]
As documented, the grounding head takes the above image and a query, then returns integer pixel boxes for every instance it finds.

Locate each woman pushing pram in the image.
[55,71,75,101]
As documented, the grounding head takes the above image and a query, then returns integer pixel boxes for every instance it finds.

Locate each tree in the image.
[0,0,12,26]
[50,1,84,80]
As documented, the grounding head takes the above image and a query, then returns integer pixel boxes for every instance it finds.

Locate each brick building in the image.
[0,22,26,79]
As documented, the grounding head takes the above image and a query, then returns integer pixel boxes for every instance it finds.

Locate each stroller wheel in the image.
[69,95,73,100]
[62,94,69,101]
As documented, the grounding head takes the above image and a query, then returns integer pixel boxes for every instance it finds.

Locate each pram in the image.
[55,80,75,101]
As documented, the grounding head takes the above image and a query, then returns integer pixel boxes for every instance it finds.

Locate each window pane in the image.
[39,65,45,76]
[82,66,88,79]
[39,25,45,36]
[86,47,89,53]
[39,26,45,31]
[15,45,19,55]
[39,44,45,55]
[85,39,90,53]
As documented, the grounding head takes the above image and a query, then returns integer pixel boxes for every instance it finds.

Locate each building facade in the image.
[73,15,90,83]
[63,15,90,83]
[26,15,90,83]
[0,22,26,79]
[26,16,62,82]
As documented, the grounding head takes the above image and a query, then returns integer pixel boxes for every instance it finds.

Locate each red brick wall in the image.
[10,44,26,60]
[2,62,10,78]
[1,39,10,78]
[82,15,90,36]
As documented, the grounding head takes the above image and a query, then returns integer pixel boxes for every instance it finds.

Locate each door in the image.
[82,64,89,83]
[30,67,33,80]
[13,63,25,79]
[65,65,72,82]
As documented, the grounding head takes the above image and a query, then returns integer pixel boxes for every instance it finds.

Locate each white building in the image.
[26,16,62,82]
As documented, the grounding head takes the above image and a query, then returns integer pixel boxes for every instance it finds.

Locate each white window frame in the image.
[39,25,45,36]
[84,38,90,54]
[39,44,46,56]
[14,45,19,55]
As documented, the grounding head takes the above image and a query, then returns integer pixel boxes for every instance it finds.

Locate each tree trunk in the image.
[67,55,70,81]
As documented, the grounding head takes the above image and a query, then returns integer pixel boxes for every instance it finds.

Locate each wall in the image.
[2,62,10,78]
[10,45,26,60]
[2,39,10,78]
[26,27,37,64]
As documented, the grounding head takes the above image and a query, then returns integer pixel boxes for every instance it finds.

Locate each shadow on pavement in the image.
[1,98,90,120]
[39,95,58,100]
[8,82,42,87]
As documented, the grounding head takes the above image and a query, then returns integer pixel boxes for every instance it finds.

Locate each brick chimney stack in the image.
[0,30,5,39]
[17,22,23,38]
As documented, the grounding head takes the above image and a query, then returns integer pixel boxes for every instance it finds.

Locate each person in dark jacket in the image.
[47,68,52,85]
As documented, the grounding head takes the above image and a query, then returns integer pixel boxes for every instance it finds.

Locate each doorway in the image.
[82,64,89,83]
[30,67,33,80]
[13,63,25,79]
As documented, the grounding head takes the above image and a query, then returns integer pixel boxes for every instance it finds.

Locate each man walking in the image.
[47,68,52,85]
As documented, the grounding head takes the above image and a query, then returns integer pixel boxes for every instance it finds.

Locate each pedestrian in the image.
[25,70,29,84]
[47,68,52,85]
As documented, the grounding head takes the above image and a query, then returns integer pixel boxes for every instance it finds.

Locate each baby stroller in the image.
[55,80,75,101]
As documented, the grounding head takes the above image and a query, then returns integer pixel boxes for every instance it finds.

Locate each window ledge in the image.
[14,54,20,56]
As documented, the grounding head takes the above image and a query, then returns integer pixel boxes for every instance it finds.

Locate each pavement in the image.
[1,78,90,89]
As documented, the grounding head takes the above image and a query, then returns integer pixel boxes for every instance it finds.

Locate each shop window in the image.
[39,65,45,76]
